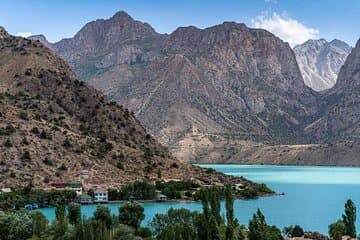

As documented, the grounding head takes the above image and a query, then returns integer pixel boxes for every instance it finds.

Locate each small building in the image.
[0,188,12,194]
[234,183,244,191]
[51,182,67,189]
[67,181,83,195]
[24,203,39,210]
[156,193,167,202]
[78,194,93,204]
[94,188,108,203]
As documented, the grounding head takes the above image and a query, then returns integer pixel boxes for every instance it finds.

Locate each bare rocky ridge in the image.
[0,27,259,188]
[30,12,360,165]
[294,39,351,91]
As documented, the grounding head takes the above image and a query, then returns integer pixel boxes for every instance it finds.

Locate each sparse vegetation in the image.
[58,163,68,171]
[0,124,16,136]
[3,138,13,147]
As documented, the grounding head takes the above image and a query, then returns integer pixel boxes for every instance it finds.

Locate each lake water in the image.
[39,164,360,234]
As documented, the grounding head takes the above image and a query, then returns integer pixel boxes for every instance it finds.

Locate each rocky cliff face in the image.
[35,12,322,162]
[0,27,256,187]
[294,39,351,91]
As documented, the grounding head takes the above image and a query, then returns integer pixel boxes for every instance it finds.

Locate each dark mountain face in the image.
[0,27,254,187]
[31,12,359,164]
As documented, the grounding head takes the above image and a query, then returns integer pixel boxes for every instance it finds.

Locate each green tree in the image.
[7,210,33,240]
[113,224,138,240]
[68,203,81,225]
[150,208,198,239]
[31,211,49,238]
[94,205,113,229]
[52,205,69,240]
[283,225,304,238]
[342,199,356,238]
[249,209,283,240]
[119,202,145,233]
[329,220,346,240]
[0,211,9,240]
[225,185,236,240]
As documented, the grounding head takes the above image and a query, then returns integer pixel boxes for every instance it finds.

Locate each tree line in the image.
[0,186,357,240]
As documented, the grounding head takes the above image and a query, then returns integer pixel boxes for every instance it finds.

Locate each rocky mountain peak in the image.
[294,38,352,91]
[111,10,134,21]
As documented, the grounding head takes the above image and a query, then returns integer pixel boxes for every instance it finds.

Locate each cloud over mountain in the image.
[251,13,319,46]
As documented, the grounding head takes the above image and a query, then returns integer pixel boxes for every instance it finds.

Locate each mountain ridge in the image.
[28,11,360,165]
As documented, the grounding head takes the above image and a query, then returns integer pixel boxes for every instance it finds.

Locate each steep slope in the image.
[305,39,360,142]
[0,26,256,187]
[36,12,321,162]
[294,39,351,91]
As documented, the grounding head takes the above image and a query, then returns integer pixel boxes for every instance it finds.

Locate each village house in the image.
[67,181,83,195]
[50,181,83,195]
[78,193,93,204]
[156,192,167,202]
[94,187,108,203]
[0,188,12,194]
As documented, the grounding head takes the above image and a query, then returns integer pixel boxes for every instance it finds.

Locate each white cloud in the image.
[16,32,33,38]
[251,13,319,47]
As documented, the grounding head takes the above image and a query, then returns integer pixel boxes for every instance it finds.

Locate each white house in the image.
[94,187,108,203]
[0,188,12,194]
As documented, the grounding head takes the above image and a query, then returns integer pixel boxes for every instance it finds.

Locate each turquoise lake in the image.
[39,164,360,234]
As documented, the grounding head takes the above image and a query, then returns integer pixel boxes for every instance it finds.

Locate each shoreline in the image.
[196,163,360,168]
[37,192,283,209]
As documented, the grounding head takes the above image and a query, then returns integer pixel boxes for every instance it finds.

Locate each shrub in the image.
[18,111,29,120]
[21,137,29,145]
[0,125,16,136]
[3,138,13,147]
[39,130,50,139]
[284,225,304,238]
[58,163,67,171]
[42,158,53,166]
[21,151,31,161]
[62,138,72,149]
[30,127,40,134]
[171,162,179,168]
[329,220,346,240]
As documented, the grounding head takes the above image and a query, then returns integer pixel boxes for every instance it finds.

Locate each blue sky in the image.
[0,0,359,46]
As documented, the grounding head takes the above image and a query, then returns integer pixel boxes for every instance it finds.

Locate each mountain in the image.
[35,12,322,163]
[294,39,352,91]
[0,26,255,187]
[31,12,360,166]
[305,39,360,142]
